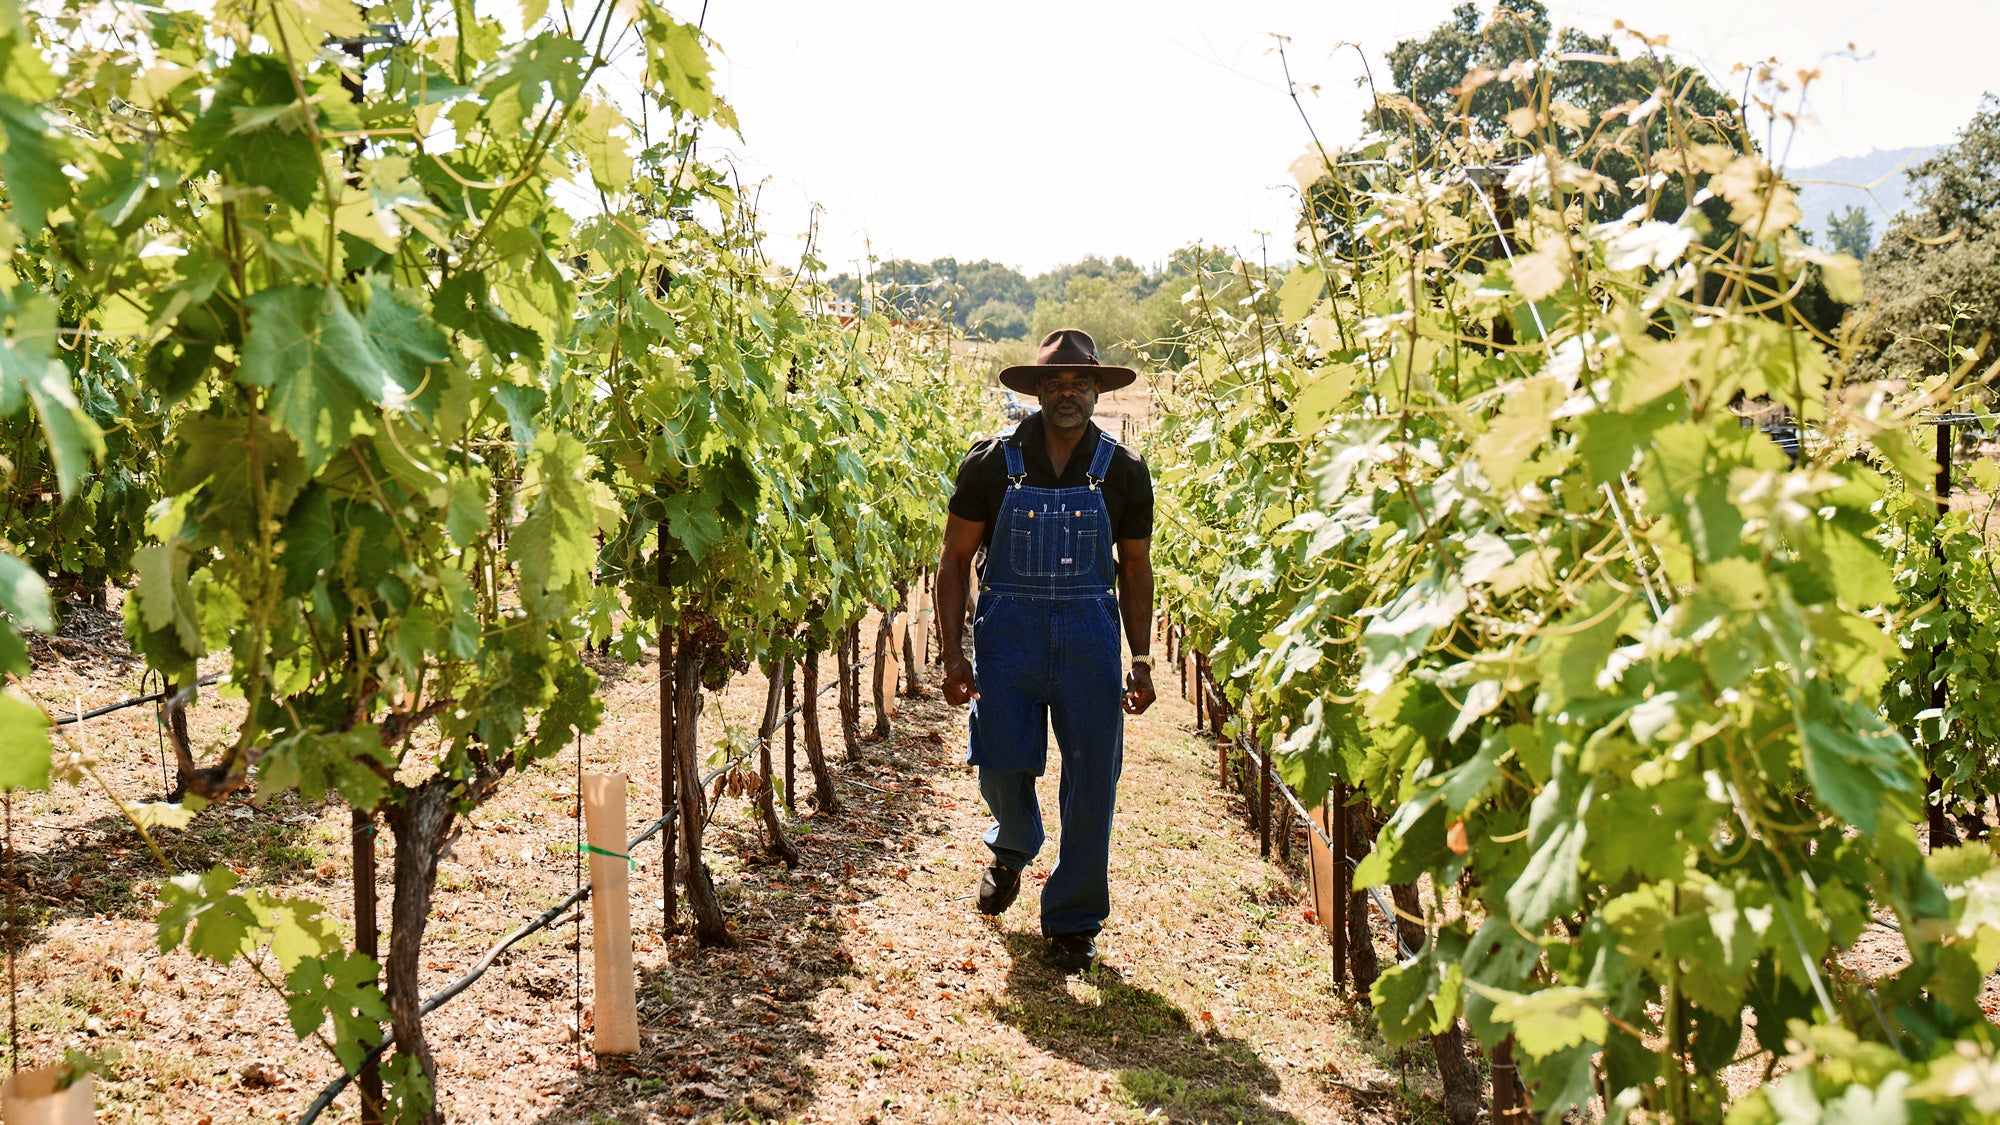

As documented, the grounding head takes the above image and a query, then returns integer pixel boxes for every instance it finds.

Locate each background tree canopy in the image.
[1375,0,1738,225]
[1857,94,2000,382]
[827,251,1247,376]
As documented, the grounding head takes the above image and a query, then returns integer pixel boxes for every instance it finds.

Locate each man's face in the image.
[1036,369,1100,430]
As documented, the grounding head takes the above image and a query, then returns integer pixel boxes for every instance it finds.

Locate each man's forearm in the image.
[936,558,971,663]
[1118,565,1153,658]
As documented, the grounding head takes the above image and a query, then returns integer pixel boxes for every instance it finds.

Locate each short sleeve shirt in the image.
[947,412,1154,557]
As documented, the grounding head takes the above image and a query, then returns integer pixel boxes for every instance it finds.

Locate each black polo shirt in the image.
[947,412,1153,556]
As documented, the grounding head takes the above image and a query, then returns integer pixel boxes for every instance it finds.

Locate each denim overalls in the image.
[969,433,1124,938]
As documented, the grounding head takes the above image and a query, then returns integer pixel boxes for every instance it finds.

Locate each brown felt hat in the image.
[998,329,1138,396]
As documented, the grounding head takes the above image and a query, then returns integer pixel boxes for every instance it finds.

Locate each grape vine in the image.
[0,0,980,1119]
[1153,48,2000,1122]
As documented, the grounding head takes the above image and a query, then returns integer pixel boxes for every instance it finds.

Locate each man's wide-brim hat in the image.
[998,329,1138,396]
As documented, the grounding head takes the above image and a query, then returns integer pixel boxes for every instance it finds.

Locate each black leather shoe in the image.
[1046,932,1097,973]
[976,864,1020,915]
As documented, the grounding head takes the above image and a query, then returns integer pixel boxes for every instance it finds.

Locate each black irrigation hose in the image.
[53,673,222,725]
[299,675,845,1122]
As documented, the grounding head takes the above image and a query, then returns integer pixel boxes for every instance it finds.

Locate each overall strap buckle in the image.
[1003,436,1028,489]
[1084,433,1117,491]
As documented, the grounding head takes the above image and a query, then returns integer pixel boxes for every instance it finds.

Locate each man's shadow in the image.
[991,931,1301,1124]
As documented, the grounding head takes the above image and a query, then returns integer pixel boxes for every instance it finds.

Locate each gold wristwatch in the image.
[1130,654,1154,668]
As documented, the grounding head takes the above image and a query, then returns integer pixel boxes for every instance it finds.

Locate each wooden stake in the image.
[1329,782,1349,985]
[1257,723,1271,859]
[783,657,797,815]
[1929,419,1955,850]
[582,774,639,1055]
[658,530,677,936]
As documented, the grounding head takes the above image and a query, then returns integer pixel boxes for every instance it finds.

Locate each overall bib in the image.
[969,433,1124,939]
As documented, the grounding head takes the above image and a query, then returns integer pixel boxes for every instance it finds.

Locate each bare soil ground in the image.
[8,602,1450,1124]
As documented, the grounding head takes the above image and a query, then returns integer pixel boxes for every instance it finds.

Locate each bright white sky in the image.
[676,0,1996,276]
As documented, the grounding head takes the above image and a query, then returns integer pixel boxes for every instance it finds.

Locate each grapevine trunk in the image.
[672,627,734,947]
[383,778,458,1125]
[870,606,893,741]
[755,652,800,868]
[800,637,843,816]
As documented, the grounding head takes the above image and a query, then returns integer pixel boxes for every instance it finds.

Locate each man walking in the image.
[935,328,1156,974]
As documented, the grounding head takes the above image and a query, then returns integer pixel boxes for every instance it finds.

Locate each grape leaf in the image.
[285,950,388,1070]
[477,33,586,115]
[1797,682,1918,837]
[1277,264,1323,326]
[1475,983,1606,1060]
[435,273,543,362]
[0,94,69,232]
[511,430,616,599]
[254,895,342,974]
[132,540,204,655]
[156,867,261,963]
[1536,589,1626,714]
[240,285,399,470]
[124,799,201,829]
[0,286,103,497]
[1357,571,1467,694]
[166,412,309,541]
[1506,756,1590,927]
[360,281,451,414]
[276,484,338,597]
[188,55,324,212]
[0,551,52,634]
[1474,376,1562,490]
[635,8,716,119]
[257,727,393,810]
[0,691,50,791]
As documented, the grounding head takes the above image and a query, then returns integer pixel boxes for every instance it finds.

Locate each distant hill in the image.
[1787,146,1939,251]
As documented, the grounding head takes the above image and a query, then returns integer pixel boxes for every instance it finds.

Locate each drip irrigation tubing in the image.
[297,676,842,1124]
[53,674,222,725]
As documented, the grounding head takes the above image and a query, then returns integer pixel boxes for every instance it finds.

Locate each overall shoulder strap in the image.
[1085,433,1117,487]
[1002,439,1026,486]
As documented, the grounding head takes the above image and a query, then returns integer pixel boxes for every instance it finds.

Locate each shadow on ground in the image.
[990,931,1300,1124]
[8,798,329,942]
[520,697,959,1124]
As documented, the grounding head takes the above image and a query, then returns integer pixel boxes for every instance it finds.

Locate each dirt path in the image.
[12,617,1444,1123]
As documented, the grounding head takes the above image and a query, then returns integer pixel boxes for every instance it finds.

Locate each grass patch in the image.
[1115,1067,1248,1115]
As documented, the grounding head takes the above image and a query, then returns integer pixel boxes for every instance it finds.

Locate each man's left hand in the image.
[1123,664,1156,715]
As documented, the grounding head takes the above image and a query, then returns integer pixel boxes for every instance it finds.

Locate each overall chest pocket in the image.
[1007,506,1100,578]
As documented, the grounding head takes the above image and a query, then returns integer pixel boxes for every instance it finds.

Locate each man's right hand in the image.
[941,654,978,707]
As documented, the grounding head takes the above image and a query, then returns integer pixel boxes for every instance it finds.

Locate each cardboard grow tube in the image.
[1306,805,1338,932]
[582,773,640,1055]
[2,1069,94,1125]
